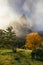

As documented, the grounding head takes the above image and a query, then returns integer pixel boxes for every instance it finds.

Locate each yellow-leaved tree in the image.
[26,32,42,50]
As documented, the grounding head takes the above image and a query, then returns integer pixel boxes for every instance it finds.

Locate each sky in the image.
[0,0,43,31]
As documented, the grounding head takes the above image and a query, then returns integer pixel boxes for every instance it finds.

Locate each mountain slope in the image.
[10,15,32,37]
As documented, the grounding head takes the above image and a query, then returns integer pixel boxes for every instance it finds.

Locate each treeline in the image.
[0,26,25,52]
[0,26,43,52]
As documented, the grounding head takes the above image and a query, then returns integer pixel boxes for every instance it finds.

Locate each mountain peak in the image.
[20,14,26,20]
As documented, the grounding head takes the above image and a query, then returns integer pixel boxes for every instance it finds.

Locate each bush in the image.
[31,49,43,61]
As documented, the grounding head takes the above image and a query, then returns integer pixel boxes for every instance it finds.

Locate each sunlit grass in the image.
[0,49,43,65]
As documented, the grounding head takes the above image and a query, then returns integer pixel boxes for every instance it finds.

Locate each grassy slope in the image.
[0,49,43,65]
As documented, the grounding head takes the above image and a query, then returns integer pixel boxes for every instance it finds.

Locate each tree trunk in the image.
[12,47,17,53]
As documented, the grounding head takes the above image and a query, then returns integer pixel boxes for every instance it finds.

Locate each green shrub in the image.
[31,49,43,61]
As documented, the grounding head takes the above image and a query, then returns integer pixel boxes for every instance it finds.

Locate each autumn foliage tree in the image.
[26,32,42,50]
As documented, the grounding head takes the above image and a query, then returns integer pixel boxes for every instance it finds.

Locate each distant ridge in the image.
[38,31,43,34]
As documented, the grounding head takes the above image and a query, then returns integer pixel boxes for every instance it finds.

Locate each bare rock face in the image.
[10,15,32,37]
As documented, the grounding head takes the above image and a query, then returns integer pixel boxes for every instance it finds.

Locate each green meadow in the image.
[0,49,43,65]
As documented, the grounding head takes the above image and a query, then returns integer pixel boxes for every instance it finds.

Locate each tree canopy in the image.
[0,26,25,52]
[26,32,42,50]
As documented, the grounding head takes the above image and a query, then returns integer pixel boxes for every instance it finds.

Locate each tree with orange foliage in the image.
[26,32,42,50]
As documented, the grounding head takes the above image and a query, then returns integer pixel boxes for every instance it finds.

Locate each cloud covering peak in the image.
[0,0,43,31]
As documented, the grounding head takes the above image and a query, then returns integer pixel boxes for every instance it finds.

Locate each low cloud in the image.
[0,0,43,32]
[8,0,43,31]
